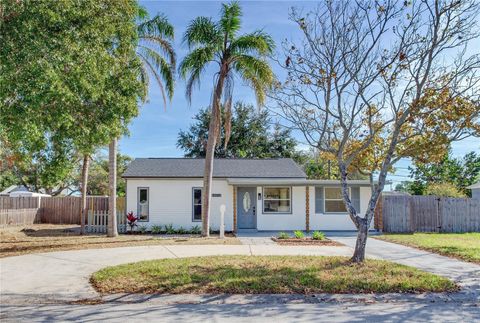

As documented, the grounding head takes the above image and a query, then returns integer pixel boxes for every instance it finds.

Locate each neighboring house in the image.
[0,185,51,197]
[123,158,373,231]
[467,181,480,200]
[0,185,29,196]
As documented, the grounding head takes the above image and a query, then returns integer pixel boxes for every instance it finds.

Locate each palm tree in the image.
[179,1,275,236]
[107,10,175,237]
[136,10,176,106]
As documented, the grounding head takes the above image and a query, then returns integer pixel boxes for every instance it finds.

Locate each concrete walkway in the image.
[329,233,480,298]
[1,235,479,322]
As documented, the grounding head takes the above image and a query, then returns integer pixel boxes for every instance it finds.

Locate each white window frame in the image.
[192,187,202,222]
[137,187,149,222]
[324,187,350,214]
[262,186,292,214]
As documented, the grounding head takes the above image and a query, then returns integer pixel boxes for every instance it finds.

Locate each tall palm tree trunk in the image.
[201,67,227,237]
[80,154,90,235]
[107,138,118,237]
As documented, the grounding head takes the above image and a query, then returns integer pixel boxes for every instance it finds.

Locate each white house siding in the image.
[309,186,373,231]
[126,178,234,231]
[126,179,373,232]
[256,186,307,231]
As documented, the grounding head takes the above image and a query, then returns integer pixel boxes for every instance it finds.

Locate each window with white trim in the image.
[137,187,149,221]
[324,187,349,213]
[263,187,291,213]
[192,188,202,221]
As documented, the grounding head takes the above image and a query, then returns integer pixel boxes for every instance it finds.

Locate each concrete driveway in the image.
[1,233,479,322]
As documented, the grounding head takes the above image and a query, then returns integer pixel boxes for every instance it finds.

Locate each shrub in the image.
[126,211,138,232]
[177,226,187,234]
[425,182,466,198]
[294,230,305,239]
[151,225,162,234]
[190,225,201,234]
[312,231,326,240]
[164,224,176,234]
[277,232,290,239]
[138,225,148,234]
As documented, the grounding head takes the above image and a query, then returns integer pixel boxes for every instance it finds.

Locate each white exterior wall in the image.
[126,178,233,231]
[309,186,373,231]
[256,186,307,231]
[126,179,373,232]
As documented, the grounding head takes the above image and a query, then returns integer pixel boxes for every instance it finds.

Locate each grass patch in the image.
[0,224,241,258]
[91,256,456,294]
[375,233,480,264]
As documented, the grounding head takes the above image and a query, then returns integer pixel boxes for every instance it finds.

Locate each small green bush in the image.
[176,226,187,234]
[190,225,201,234]
[277,232,290,239]
[151,225,162,234]
[164,224,175,234]
[294,230,305,239]
[312,231,326,240]
[138,225,148,234]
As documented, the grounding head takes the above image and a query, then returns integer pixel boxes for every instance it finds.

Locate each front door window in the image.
[242,192,251,213]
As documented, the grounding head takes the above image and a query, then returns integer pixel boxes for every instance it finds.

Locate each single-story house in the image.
[123,158,373,232]
[0,185,51,197]
[467,181,480,200]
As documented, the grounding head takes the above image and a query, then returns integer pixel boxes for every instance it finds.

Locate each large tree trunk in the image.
[80,154,90,235]
[351,218,369,263]
[201,65,227,237]
[107,138,118,237]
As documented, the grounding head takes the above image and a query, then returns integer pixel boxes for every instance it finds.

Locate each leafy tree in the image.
[272,0,480,262]
[1,1,145,234]
[179,1,275,236]
[403,151,480,197]
[177,102,301,160]
[86,153,132,197]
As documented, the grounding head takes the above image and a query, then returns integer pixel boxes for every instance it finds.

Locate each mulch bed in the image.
[271,238,344,246]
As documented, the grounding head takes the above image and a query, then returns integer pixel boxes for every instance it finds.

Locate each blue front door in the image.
[237,187,256,229]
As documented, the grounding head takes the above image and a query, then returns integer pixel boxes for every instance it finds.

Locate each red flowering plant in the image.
[126,212,138,232]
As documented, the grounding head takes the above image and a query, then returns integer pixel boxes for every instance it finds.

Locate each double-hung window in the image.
[263,187,291,213]
[192,188,202,221]
[137,187,149,221]
[324,187,349,213]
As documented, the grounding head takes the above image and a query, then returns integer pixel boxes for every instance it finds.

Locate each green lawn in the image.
[91,256,456,294]
[375,233,480,264]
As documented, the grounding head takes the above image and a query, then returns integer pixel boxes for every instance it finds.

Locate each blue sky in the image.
[120,1,479,189]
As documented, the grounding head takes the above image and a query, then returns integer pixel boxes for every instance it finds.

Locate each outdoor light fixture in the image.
[258,193,262,200]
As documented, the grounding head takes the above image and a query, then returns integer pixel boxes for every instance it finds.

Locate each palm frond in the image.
[183,16,222,48]
[139,35,176,68]
[138,45,174,100]
[138,52,167,109]
[179,46,216,103]
[230,31,275,57]
[220,1,242,40]
[139,63,150,101]
[233,55,275,106]
[137,14,174,40]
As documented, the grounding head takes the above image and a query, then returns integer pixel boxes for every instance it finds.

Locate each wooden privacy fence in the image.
[0,196,125,225]
[0,196,40,209]
[377,195,480,233]
[87,210,127,233]
[0,208,40,227]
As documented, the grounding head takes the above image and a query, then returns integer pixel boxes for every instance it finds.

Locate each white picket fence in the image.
[87,210,127,233]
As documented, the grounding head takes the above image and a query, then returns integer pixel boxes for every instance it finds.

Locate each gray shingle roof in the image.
[123,158,306,179]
